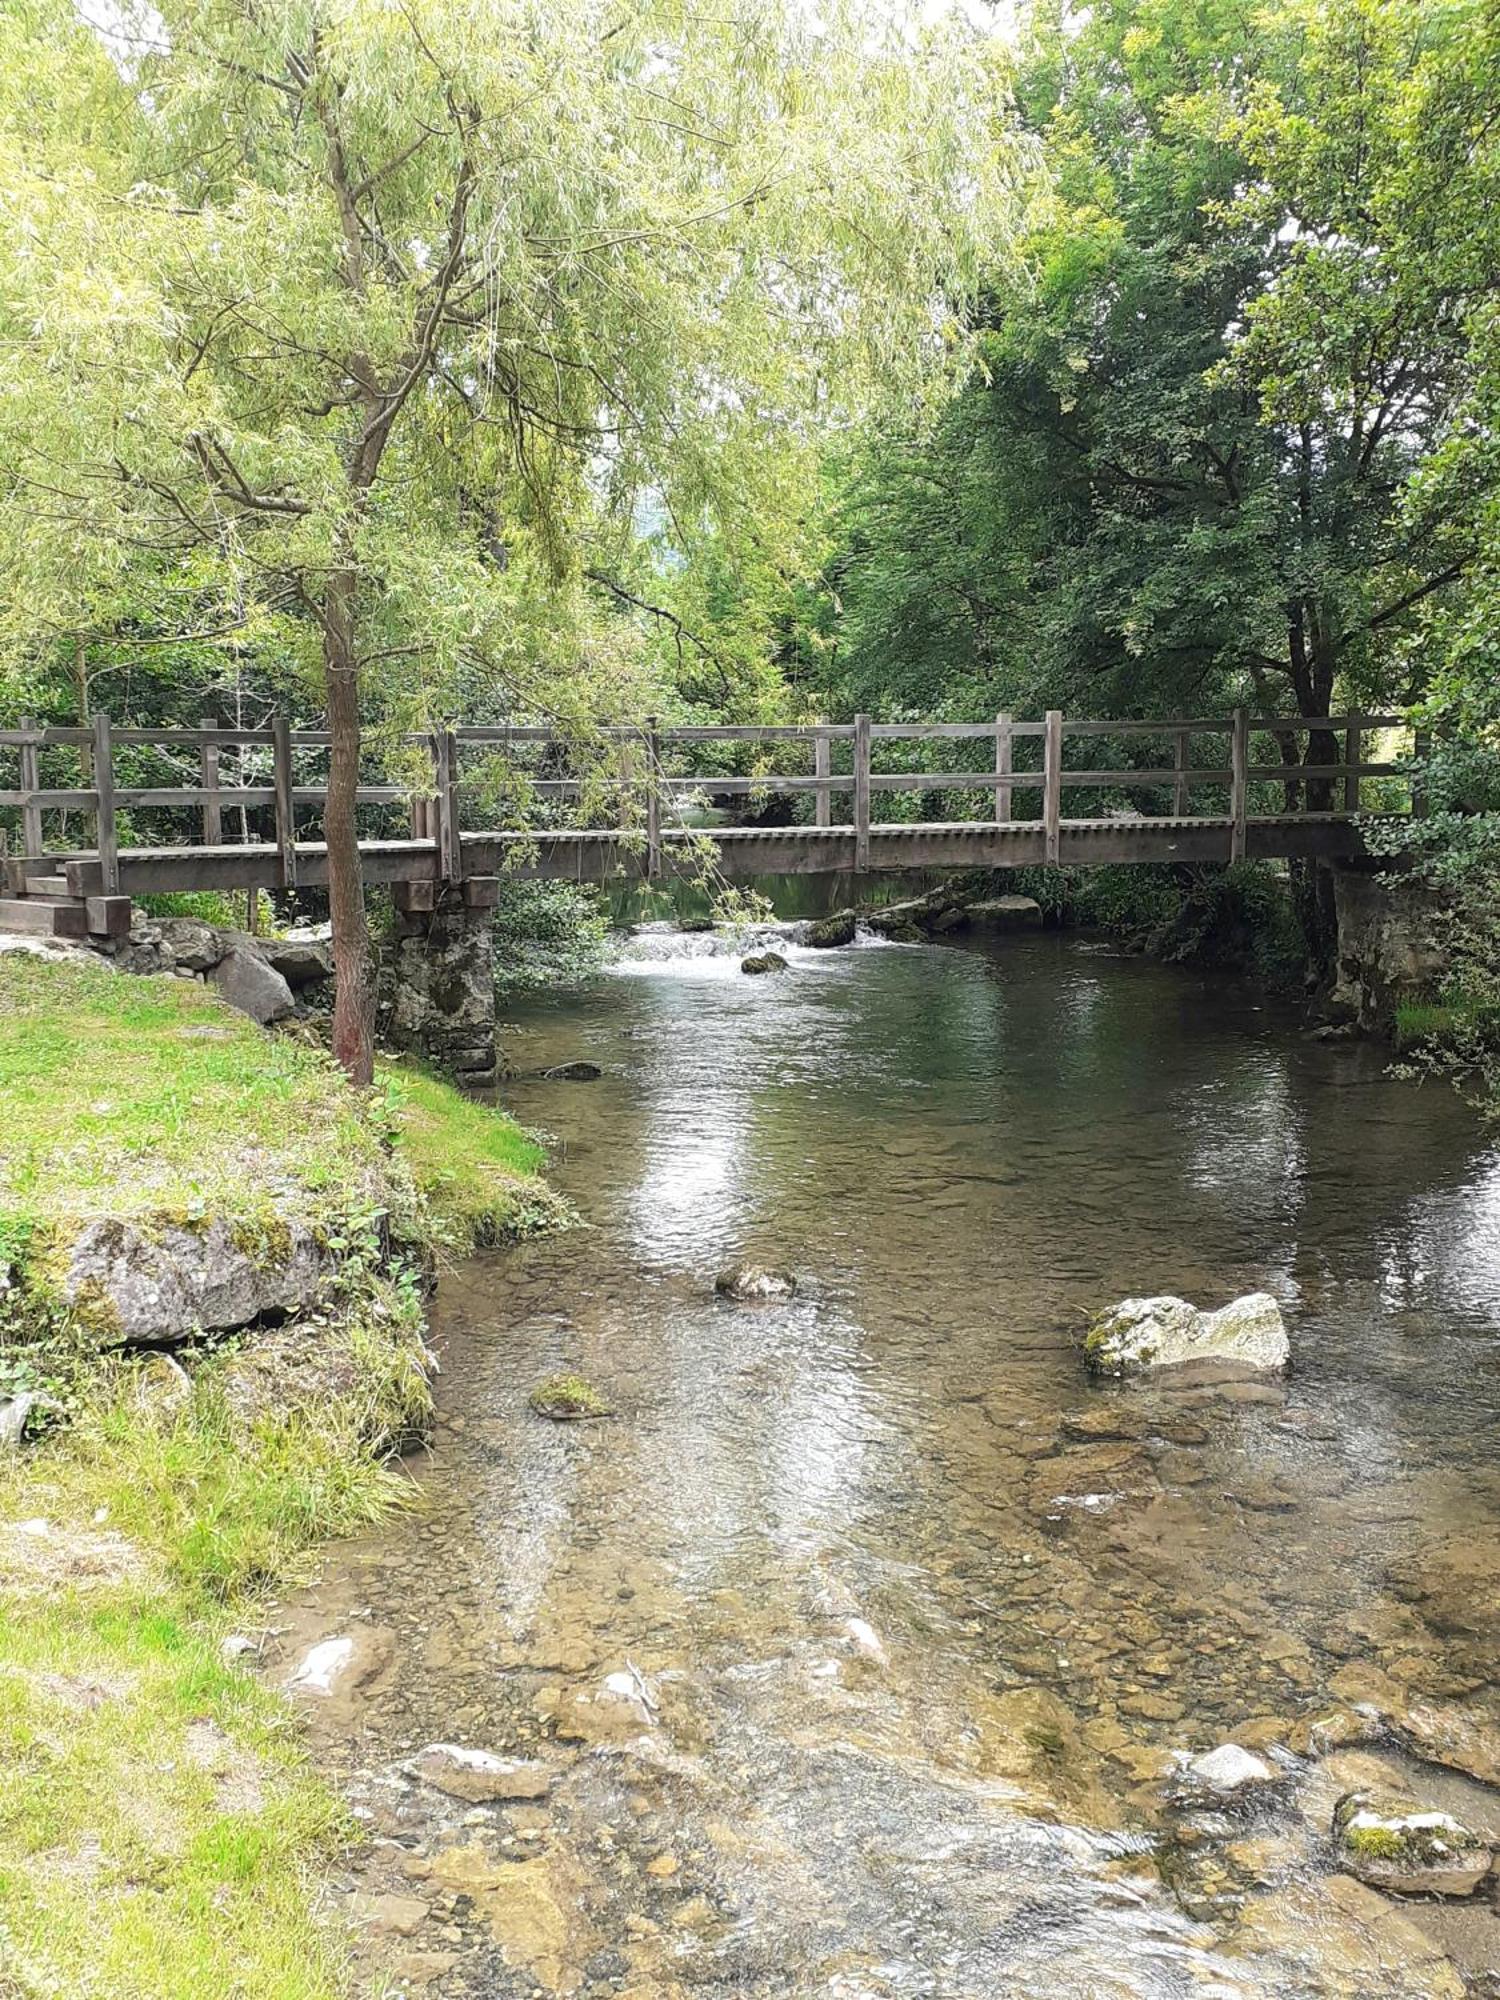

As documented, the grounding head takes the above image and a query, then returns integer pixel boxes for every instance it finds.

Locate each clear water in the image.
[278,928,1500,1998]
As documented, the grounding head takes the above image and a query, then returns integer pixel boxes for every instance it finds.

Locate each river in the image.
[273,921,1500,1999]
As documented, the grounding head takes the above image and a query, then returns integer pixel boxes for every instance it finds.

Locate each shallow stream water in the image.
[274,925,1500,1999]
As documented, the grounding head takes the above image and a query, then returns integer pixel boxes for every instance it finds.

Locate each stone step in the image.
[23,874,72,897]
[0,896,88,938]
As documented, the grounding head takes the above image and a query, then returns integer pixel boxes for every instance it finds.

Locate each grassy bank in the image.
[0,951,562,1998]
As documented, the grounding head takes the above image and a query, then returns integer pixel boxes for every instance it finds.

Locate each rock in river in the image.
[1084,1291,1288,1377]
[967,894,1043,929]
[715,1263,797,1301]
[1333,1789,1495,1897]
[804,909,856,948]
[741,950,789,975]
[1180,1742,1278,1798]
[406,1743,552,1803]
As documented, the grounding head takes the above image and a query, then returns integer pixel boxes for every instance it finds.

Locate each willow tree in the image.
[0,0,1017,1080]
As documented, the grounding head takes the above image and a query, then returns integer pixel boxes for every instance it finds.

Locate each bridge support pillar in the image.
[379,887,498,1091]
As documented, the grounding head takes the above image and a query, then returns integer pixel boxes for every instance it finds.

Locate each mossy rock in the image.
[741,951,789,975]
[528,1371,613,1421]
[805,910,856,949]
[1332,1789,1494,1897]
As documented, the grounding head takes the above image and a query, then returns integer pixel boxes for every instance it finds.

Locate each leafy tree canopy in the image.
[809,0,1500,732]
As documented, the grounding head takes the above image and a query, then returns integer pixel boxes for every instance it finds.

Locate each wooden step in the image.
[23,874,71,897]
[0,897,88,938]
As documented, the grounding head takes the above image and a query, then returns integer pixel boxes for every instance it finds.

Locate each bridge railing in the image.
[0,707,1415,893]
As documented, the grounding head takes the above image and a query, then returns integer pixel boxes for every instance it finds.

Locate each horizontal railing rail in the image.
[0,707,1419,896]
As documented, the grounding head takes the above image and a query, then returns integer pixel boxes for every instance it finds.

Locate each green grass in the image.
[0,953,383,1245]
[1393,992,1500,1052]
[0,954,564,1282]
[378,1057,571,1248]
[0,1331,416,1997]
[0,953,565,1996]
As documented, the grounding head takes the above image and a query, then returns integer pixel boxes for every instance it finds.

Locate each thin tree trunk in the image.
[324,570,374,1085]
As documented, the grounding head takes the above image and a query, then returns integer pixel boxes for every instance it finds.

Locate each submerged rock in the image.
[843,1616,888,1664]
[1333,1789,1495,1897]
[284,1625,394,1702]
[541,1060,603,1081]
[1084,1291,1289,1377]
[1179,1742,1278,1798]
[740,950,789,975]
[715,1263,797,1302]
[551,1674,654,1745]
[1235,1874,1467,1997]
[406,1743,552,1803]
[804,909,856,948]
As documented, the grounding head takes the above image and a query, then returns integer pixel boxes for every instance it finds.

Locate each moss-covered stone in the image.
[805,910,856,948]
[1332,1789,1494,1897]
[528,1372,612,1421]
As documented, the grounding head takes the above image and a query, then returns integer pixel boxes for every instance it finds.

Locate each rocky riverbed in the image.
[267,926,1500,1997]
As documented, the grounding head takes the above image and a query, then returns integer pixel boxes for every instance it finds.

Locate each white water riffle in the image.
[605,918,894,978]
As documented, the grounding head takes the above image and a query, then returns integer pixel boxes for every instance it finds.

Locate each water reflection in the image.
[278,930,1500,1998]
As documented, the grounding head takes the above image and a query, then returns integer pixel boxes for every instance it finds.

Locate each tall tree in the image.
[0,0,1014,1079]
[819,0,1497,741]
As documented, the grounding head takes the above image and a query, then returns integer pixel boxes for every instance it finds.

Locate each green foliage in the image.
[137,891,277,931]
[1003,860,1308,986]
[807,0,1498,741]
[1369,700,1500,1107]
[0,0,1016,742]
[492,880,611,997]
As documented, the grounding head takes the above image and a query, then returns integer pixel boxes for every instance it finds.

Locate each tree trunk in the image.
[324,572,374,1085]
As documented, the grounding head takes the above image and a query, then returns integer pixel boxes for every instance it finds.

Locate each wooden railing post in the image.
[1229,706,1249,864]
[271,713,297,889]
[1172,729,1190,817]
[645,715,661,879]
[200,716,222,846]
[19,716,42,859]
[853,712,871,871]
[1043,709,1062,865]
[1343,713,1362,815]
[1413,724,1431,819]
[432,726,462,885]
[994,712,1012,825]
[814,726,832,830]
[92,709,119,893]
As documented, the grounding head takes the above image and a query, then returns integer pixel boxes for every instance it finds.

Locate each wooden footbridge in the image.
[0,709,1413,938]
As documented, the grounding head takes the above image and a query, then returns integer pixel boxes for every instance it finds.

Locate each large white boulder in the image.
[1084,1291,1288,1377]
